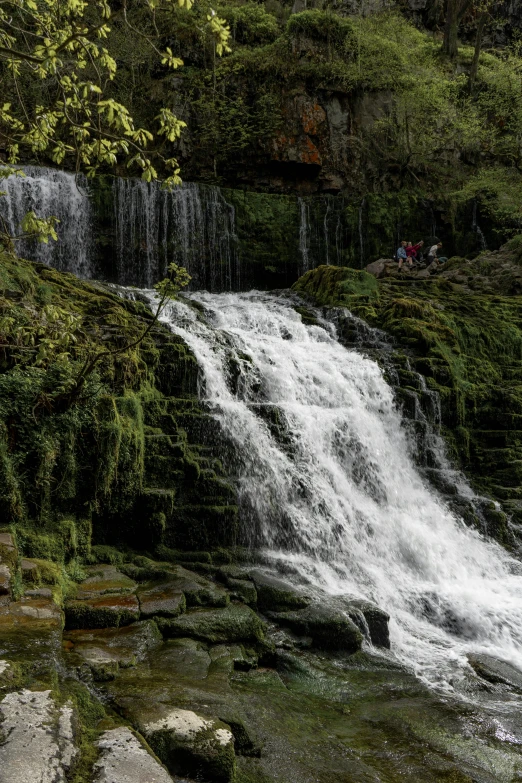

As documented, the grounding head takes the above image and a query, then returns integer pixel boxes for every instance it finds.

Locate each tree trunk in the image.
[468,12,488,94]
[443,0,473,59]
[443,0,460,58]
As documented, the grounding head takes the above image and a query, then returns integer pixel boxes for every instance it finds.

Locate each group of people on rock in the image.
[395,240,445,271]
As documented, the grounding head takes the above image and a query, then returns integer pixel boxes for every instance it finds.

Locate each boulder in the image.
[158,604,266,644]
[365,259,389,278]
[64,593,140,630]
[94,726,174,783]
[249,569,312,612]
[0,690,77,783]
[267,603,363,652]
[141,707,236,783]
[64,620,162,680]
[345,600,390,649]
[137,582,186,618]
[468,653,522,692]
[226,578,257,607]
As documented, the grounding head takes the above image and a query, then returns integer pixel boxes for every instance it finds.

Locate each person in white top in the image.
[428,242,442,264]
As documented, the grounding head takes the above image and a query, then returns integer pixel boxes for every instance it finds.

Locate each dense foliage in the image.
[0,0,230,185]
[88,3,522,229]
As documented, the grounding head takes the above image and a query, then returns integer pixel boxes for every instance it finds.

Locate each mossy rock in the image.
[64,620,162,680]
[158,604,266,645]
[249,569,312,612]
[137,582,187,619]
[141,708,236,783]
[73,564,137,599]
[64,593,140,630]
[267,603,363,652]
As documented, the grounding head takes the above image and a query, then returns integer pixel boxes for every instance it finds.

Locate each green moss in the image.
[65,680,108,783]
[158,604,266,645]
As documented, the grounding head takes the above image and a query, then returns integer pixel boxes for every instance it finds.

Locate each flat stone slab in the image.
[64,620,162,678]
[65,593,140,630]
[159,604,265,644]
[0,689,77,783]
[94,726,174,783]
[138,583,186,618]
[74,565,137,600]
[0,597,63,632]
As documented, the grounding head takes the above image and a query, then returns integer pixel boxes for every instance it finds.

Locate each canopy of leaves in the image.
[0,0,231,185]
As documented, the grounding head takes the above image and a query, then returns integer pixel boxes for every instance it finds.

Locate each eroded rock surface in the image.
[0,690,77,783]
[94,726,174,783]
[64,620,162,680]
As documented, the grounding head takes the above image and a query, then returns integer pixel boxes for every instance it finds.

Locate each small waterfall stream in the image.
[113,178,239,289]
[0,166,93,277]
[148,289,522,694]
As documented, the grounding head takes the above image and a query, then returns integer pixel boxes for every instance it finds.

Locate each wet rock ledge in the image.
[2,529,522,783]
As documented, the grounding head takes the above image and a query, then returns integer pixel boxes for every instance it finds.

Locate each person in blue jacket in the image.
[396,241,408,270]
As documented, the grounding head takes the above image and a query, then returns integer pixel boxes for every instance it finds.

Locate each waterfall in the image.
[358,197,365,267]
[113,178,239,289]
[0,166,239,289]
[472,200,488,251]
[323,197,331,266]
[0,166,92,277]
[150,289,522,693]
[297,197,310,276]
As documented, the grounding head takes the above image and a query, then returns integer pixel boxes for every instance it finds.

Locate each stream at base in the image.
[143,289,522,702]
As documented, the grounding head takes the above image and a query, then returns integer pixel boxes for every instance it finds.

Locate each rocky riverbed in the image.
[2,531,522,783]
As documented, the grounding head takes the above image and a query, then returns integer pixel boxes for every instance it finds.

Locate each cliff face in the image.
[97,5,520,213]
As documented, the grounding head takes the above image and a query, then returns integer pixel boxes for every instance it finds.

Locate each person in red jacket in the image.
[406,240,424,266]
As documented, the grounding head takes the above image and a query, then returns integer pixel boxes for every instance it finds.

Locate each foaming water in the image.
[149,289,522,692]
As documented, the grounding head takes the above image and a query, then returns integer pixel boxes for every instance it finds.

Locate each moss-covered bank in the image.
[0,251,238,568]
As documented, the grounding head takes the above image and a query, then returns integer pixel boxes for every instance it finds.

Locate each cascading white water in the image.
[151,289,522,693]
[0,166,92,277]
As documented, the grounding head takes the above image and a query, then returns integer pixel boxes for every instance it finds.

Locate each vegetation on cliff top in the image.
[2,1,522,233]
[84,3,522,227]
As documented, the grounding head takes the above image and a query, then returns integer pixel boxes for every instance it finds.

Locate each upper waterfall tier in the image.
[0,167,93,278]
[0,166,341,289]
[1,165,485,290]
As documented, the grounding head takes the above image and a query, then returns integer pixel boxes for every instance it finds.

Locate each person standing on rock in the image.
[428,242,443,265]
[396,241,408,270]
